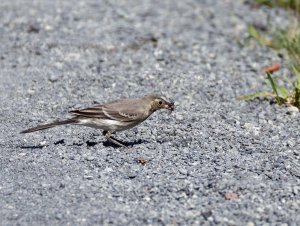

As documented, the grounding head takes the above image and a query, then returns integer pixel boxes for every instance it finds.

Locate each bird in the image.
[20,95,175,147]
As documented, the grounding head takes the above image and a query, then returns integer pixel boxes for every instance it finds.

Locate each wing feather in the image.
[70,103,141,122]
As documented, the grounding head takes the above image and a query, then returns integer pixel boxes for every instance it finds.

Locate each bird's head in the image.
[146,95,175,112]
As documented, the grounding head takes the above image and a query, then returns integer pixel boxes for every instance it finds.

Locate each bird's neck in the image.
[149,103,157,114]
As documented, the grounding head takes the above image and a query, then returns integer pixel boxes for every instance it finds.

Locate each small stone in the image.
[179,168,188,175]
[27,89,35,94]
[243,123,260,135]
[39,141,47,146]
[127,172,137,179]
[8,213,19,220]
[224,192,239,200]
[44,25,53,31]
[85,156,95,161]
[144,196,151,202]
[286,139,295,147]
[293,186,299,195]
[175,113,184,121]
[290,167,300,177]
[49,74,61,82]
[287,106,299,113]
[154,49,165,61]
[286,106,298,117]
[246,222,255,226]
[207,216,214,222]
[27,23,40,33]
[84,175,93,180]
[256,207,264,213]
[290,201,299,209]
[55,213,63,220]
[243,123,254,130]
[201,210,212,220]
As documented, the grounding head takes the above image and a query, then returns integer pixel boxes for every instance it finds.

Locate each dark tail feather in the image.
[20,119,77,134]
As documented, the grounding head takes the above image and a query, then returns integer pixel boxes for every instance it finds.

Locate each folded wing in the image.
[70,103,141,122]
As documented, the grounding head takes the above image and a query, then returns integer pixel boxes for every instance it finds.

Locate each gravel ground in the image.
[1,0,300,225]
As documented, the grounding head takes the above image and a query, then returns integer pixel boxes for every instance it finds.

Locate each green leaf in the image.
[237,92,274,101]
[297,78,300,89]
[248,25,261,42]
[266,73,279,96]
[275,83,289,98]
[294,89,300,108]
[247,24,273,46]
[292,65,300,75]
[266,73,287,104]
[296,76,300,90]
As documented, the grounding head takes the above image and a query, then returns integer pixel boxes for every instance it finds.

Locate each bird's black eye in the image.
[158,101,163,105]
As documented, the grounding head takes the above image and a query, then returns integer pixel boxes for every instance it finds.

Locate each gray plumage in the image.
[21,95,174,147]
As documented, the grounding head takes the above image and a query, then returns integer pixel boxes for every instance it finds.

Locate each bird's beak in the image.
[165,102,175,111]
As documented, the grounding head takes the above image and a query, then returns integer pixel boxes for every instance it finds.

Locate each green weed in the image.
[241,2,300,109]
[248,20,300,69]
[255,0,300,14]
[239,67,300,109]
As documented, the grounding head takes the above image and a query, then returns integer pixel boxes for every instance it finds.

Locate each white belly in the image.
[76,118,140,132]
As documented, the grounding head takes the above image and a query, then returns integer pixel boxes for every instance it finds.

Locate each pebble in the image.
[246,222,255,226]
[287,106,299,113]
[178,168,188,175]
[85,156,95,161]
[39,141,47,146]
[83,175,93,180]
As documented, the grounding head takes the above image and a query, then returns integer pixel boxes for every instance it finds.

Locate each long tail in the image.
[20,118,77,134]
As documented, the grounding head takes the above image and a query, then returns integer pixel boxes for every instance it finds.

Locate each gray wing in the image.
[70,101,145,122]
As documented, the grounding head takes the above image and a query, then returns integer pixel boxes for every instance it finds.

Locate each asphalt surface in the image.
[1,0,300,225]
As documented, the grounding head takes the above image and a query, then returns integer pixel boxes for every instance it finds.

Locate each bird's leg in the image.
[103,131,125,147]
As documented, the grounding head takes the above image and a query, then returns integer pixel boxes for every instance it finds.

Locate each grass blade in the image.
[237,92,274,101]
[266,72,287,104]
